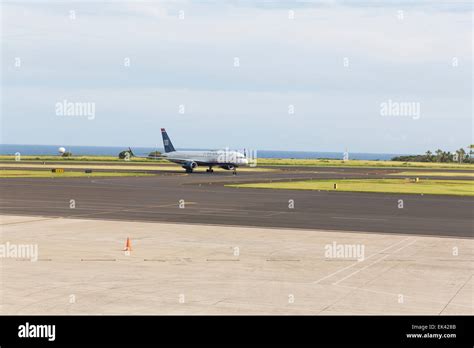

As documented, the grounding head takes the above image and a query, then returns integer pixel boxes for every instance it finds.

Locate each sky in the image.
[1,0,472,153]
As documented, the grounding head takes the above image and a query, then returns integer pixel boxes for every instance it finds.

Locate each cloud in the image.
[1,1,472,152]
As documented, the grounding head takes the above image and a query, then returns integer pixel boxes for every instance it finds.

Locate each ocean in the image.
[0,144,403,161]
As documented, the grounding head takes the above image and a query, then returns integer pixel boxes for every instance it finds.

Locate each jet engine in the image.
[182,161,198,172]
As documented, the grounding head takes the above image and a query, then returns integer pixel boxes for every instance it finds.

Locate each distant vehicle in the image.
[160,128,248,174]
[119,148,160,160]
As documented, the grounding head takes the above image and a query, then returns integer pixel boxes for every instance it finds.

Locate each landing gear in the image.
[185,168,193,173]
[233,168,237,175]
[206,167,214,173]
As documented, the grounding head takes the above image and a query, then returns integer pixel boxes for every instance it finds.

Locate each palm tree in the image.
[443,151,452,163]
[458,148,466,163]
[425,150,433,162]
[435,149,443,162]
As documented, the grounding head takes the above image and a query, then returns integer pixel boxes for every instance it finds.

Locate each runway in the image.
[1,167,472,237]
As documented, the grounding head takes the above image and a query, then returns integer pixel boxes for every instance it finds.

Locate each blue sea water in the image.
[0,144,404,161]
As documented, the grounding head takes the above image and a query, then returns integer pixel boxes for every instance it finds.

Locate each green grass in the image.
[0,155,166,163]
[0,155,474,170]
[227,179,474,196]
[257,158,474,169]
[390,171,474,177]
[1,155,472,169]
[0,170,155,178]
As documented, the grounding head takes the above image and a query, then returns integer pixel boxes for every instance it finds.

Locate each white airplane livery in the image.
[159,128,248,173]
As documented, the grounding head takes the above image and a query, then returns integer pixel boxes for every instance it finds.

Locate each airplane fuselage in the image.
[162,150,248,170]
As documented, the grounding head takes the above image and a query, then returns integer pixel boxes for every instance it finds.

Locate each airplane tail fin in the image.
[161,128,176,153]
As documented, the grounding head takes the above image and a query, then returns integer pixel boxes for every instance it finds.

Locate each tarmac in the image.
[1,214,472,315]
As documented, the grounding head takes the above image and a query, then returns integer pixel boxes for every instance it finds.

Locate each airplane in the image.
[159,128,248,174]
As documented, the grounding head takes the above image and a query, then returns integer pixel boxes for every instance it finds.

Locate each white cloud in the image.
[1,1,472,152]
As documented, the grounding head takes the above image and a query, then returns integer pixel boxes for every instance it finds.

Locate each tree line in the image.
[392,146,473,163]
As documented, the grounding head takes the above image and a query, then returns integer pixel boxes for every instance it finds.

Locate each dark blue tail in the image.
[161,128,176,153]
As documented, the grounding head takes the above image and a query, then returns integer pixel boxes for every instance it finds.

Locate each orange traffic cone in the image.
[123,237,132,251]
